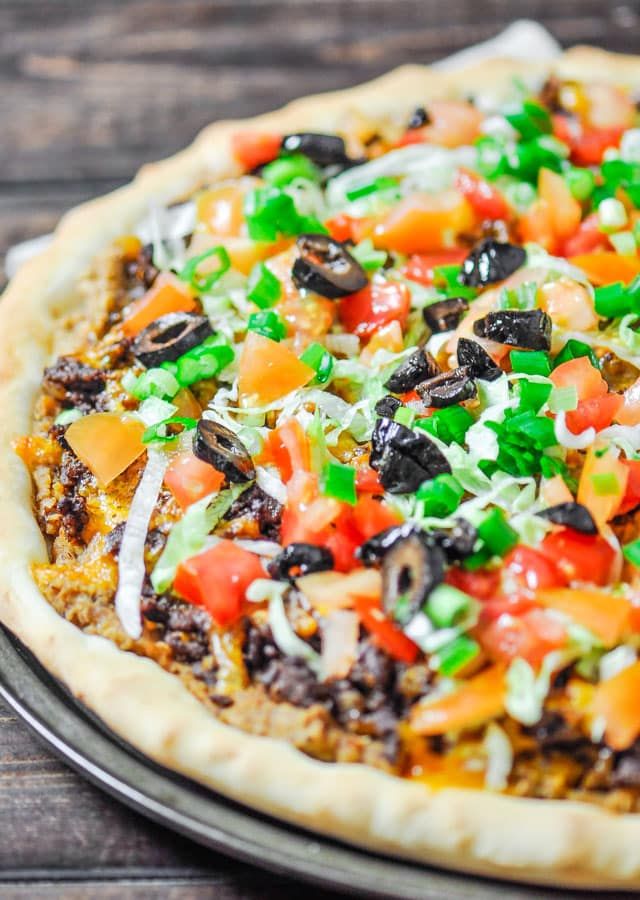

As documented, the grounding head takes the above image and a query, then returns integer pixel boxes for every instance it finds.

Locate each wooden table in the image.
[1,2,638,896]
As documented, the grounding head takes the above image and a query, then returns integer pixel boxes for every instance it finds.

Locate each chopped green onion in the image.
[425,583,473,629]
[553,338,599,369]
[501,179,537,212]
[248,310,287,342]
[417,473,464,518]
[500,281,538,310]
[509,350,551,376]
[475,136,508,180]
[350,238,388,272]
[517,379,552,412]
[548,385,578,412]
[321,460,357,505]
[433,264,477,301]
[247,262,281,308]
[434,634,481,676]
[610,230,637,256]
[623,538,640,567]
[415,405,474,445]
[564,167,596,201]
[161,337,234,389]
[300,342,335,384]
[125,367,180,401]
[462,545,494,570]
[142,416,197,444]
[178,246,230,293]
[244,186,327,241]
[346,176,398,202]
[54,408,83,426]
[594,281,633,318]
[394,406,416,428]
[476,507,519,557]
[590,472,620,496]
[598,197,628,232]
[504,100,552,141]
[261,153,319,186]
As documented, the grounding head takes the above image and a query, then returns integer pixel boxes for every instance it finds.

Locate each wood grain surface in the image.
[2,1,639,896]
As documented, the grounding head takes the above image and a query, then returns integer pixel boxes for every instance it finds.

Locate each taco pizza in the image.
[5,46,640,888]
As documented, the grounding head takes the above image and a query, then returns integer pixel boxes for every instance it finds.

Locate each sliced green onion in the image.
[350,238,388,272]
[434,634,481,676]
[169,342,234,388]
[394,406,416,428]
[476,507,519,557]
[463,545,493,570]
[54,408,83,426]
[416,473,464,518]
[300,342,335,384]
[261,153,319,186]
[142,416,197,444]
[598,197,628,232]
[346,176,397,202]
[247,262,281,309]
[591,472,620,496]
[415,405,474,445]
[517,379,552,412]
[178,246,230,293]
[564,167,596,201]
[125,367,180,401]
[321,460,357,505]
[247,310,287,342]
[504,100,552,141]
[425,583,473,629]
[594,281,632,318]
[548,385,578,412]
[553,338,599,369]
[244,186,327,241]
[623,538,640,567]
[509,350,551,376]
[500,281,538,310]
[610,230,637,256]
[433,264,477,301]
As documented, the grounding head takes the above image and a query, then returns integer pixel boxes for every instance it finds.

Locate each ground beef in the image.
[142,594,212,663]
[42,356,106,412]
[612,744,640,788]
[124,243,158,296]
[526,711,584,749]
[55,451,90,539]
[222,484,282,541]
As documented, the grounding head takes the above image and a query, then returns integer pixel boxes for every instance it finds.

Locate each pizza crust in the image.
[3,48,640,888]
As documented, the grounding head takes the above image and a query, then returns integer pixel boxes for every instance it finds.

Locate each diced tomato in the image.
[65,413,145,486]
[410,664,505,735]
[231,132,281,170]
[550,356,607,402]
[593,660,640,750]
[570,127,624,167]
[258,419,310,483]
[324,213,372,244]
[238,332,315,406]
[397,101,483,150]
[351,495,400,539]
[539,528,616,586]
[401,249,468,286]
[503,545,566,591]
[454,168,510,221]
[619,458,640,516]
[164,452,224,510]
[617,377,640,427]
[568,252,640,287]
[445,566,500,602]
[122,273,197,337]
[565,393,623,435]
[373,191,474,255]
[355,464,384,494]
[536,587,630,647]
[174,540,265,626]
[518,199,556,252]
[560,213,608,257]
[477,609,566,668]
[196,184,246,236]
[354,595,419,664]
[578,444,629,528]
[338,280,410,339]
[538,167,582,241]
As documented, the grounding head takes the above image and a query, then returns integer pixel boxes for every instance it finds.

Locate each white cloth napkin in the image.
[4,19,561,281]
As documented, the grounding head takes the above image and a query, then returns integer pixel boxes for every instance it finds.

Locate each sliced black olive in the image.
[357,522,421,566]
[382,535,445,623]
[423,297,469,334]
[375,395,403,418]
[537,502,597,535]
[384,348,440,392]
[370,418,451,494]
[416,367,477,408]
[473,309,552,351]
[132,313,212,368]
[408,106,430,129]
[267,542,334,582]
[292,234,368,299]
[432,519,477,562]
[456,337,502,381]
[193,420,255,483]
[281,133,351,167]
[460,239,527,288]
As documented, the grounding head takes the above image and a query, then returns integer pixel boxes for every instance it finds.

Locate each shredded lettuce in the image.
[267,584,322,674]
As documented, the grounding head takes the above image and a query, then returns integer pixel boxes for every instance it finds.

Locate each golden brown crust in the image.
[4,49,640,888]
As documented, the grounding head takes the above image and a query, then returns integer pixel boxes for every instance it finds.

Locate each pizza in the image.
[6,46,640,888]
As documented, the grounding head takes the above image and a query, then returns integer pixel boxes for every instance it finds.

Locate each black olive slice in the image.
[407,106,430,129]
[132,313,212,368]
[268,542,334,582]
[382,535,445,623]
[423,297,469,334]
[375,395,403,418]
[281,133,351,167]
[370,418,451,494]
[431,518,477,562]
[292,234,368,299]
[193,419,255,483]
[473,309,552,351]
[416,367,477,408]
[384,349,440,393]
[537,502,597,535]
[460,239,527,288]
[456,337,502,381]
[357,522,421,566]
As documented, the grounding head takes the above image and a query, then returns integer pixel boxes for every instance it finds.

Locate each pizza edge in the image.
[3,47,640,887]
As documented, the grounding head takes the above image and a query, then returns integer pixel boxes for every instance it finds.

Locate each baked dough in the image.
[3,47,640,888]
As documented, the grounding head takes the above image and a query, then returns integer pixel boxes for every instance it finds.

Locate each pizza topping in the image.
[415,367,477,408]
[291,233,368,299]
[422,297,469,334]
[132,313,213,367]
[267,542,334,582]
[381,533,445,623]
[369,418,451,493]
[384,348,440,392]
[455,337,502,381]
[193,419,255,484]
[280,132,353,168]
[473,309,553,350]
[538,501,598,534]
[460,239,527,288]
